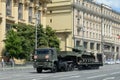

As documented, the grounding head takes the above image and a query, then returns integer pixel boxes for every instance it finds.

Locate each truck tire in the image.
[36,68,42,73]
[51,64,57,73]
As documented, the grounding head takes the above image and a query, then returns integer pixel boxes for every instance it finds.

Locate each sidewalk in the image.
[0,64,33,71]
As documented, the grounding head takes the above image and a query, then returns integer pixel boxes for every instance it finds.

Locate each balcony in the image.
[39,0,52,3]
[6,15,15,22]
[104,49,111,53]
[18,19,26,24]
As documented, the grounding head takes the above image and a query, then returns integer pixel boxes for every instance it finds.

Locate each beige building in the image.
[46,0,120,60]
[0,0,51,60]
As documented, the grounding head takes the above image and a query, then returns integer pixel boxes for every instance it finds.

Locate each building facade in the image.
[0,0,51,60]
[46,0,120,60]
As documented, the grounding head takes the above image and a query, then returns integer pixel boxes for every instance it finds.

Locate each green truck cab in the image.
[33,48,58,73]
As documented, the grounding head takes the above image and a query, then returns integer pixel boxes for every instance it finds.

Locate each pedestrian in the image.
[1,57,5,68]
[10,58,14,67]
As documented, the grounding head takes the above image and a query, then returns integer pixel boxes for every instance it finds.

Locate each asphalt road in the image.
[0,64,120,80]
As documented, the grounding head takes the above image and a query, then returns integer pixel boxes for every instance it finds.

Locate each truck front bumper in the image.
[33,61,53,69]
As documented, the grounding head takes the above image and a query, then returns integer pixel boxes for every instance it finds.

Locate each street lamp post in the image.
[35,13,39,54]
[101,4,105,63]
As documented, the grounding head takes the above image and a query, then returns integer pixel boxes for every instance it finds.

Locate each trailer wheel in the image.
[36,68,42,73]
[78,66,83,70]
[68,64,74,71]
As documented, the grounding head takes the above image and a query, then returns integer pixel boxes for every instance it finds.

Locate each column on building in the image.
[102,22,104,36]
[104,24,106,36]
[13,1,18,23]
[110,26,112,37]
[0,0,6,58]
[24,2,29,24]
[87,41,91,52]
[94,42,98,61]
[114,46,117,61]
[41,3,47,28]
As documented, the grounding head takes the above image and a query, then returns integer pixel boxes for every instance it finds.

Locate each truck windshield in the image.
[37,49,49,54]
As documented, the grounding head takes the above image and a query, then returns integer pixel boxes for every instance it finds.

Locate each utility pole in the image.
[35,13,39,54]
[101,4,105,63]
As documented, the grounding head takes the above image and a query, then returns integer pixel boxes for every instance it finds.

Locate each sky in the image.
[96,0,120,12]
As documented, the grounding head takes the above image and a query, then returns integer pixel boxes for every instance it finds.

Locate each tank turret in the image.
[67,45,86,54]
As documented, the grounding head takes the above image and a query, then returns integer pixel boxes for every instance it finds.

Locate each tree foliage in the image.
[45,26,60,51]
[4,24,60,60]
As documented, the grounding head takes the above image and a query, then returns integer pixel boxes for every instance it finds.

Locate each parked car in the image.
[115,59,120,64]
[105,59,115,64]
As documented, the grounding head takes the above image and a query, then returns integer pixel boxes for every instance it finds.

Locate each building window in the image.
[28,7,32,23]
[76,40,80,47]
[84,42,88,49]
[50,10,52,13]
[50,19,52,23]
[116,47,119,52]
[18,3,23,20]
[6,0,12,16]
[90,43,94,50]
[112,46,114,52]
[6,23,11,32]
[30,0,33,2]
[97,44,100,50]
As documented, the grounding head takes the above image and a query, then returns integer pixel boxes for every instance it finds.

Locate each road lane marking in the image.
[110,72,120,75]
[59,75,81,80]
[87,71,120,79]
[87,74,108,79]
[103,77,115,80]
[53,73,79,78]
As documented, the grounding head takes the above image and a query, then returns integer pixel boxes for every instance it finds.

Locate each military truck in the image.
[33,48,75,73]
[33,47,103,73]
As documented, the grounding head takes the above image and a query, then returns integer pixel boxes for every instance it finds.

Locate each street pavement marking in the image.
[53,73,79,78]
[110,72,120,75]
[87,71,120,79]
[59,75,81,80]
[103,77,115,80]
[87,74,108,79]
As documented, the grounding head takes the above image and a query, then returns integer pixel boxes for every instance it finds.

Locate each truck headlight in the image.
[45,55,49,59]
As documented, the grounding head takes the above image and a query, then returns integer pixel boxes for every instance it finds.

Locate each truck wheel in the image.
[51,64,57,73]
[36,68,42,73]
[68,64,74,71]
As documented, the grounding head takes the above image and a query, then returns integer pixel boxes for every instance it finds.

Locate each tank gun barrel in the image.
[66,46,82,53]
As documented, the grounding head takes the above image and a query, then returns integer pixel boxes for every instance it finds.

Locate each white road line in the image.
[110,72,120,75]
[59,75,81,80]
[53,73,79,78]
[87,74,108,79]
[103,77,115,80]
[87,71,120,79]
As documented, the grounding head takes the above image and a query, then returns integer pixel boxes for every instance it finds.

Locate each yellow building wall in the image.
[46,0,74,51]
[0,0,50,60]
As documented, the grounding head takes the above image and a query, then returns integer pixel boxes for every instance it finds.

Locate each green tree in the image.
[5,30,23,59]
[45,26,60,51]
[5,24,35,59]
[37,25,48,48]
[4,24,60,60]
